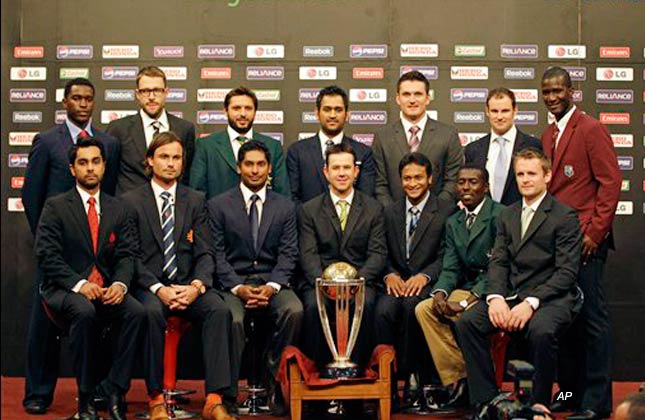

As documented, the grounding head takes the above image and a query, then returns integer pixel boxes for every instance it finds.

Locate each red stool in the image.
[137,316,198,419]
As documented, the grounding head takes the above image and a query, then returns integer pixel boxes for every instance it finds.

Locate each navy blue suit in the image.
[20,123,119,407]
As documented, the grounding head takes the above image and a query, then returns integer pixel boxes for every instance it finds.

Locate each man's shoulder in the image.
[121,183,150,203]
[107,113,138,129]
[197,130,227,147]
[254,132,282,148]
[167,113,195,129]
[355,190,382,212]
[36,124,66,140]
[516,129,541,146]
[464,134,490,153]
[288,135,316,153]
[267,189,295,210]
[428,117,458,133]
[301,193,326,213]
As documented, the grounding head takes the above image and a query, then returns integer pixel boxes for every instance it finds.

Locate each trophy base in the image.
[320,365,361,379]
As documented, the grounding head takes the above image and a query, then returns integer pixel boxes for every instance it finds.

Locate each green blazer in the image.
[432,197,505,297]
[189,130,289,200]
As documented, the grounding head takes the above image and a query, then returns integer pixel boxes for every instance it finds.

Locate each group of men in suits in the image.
[22,66,620,420]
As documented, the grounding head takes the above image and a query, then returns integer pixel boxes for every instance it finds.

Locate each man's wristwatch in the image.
[191,281,206,295]
[459,299,469,309]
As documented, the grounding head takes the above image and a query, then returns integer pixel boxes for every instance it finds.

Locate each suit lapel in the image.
[133,114,148,159]
[340,193,362,250]
[142,185,164,251]
[322,194,342,245]
[552,109,580,174]
[213,132,238,172]
[309,136,328,190]
[474,135,491,167]
[468,198,492,246]
[174,185,188,244]
[502,132,525,197]
[68,190,94,252]
[257,192,276,251]
[97,192,112,254]
[232,188,255,252]
[394,122,411,156]
[410,197,437,256]
[394,201,408,263]
[417,119,437,157]
[517,195,552,251]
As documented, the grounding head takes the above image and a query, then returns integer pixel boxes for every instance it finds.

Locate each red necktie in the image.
[79,129,89,140]
[551,123,560,160]
[87,197,103,286]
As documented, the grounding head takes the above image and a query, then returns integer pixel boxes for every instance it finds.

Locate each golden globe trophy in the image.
[316,262,365,379]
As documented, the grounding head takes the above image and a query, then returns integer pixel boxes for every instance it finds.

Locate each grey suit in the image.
[372,118,463,206]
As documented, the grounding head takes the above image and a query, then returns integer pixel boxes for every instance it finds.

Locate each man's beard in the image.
[228,117,254,134]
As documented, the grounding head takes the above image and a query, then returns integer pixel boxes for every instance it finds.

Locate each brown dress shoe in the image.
[203,402,236,420]
[149,401,170,420]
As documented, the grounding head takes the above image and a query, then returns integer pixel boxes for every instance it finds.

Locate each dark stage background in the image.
[2,0,644,380]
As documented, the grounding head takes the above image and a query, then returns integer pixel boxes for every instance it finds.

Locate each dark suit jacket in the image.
[433,198,505,297]
[207,187,298,290]
[541,108,621,246]
[190,130,289,200]
[286,134,375,205]
[299,190,387,289]
[383,194,455,286]
[122,183,214,289]
[372,118,463,206]
[22,124,119,234]
[35,189,136,311]
[487,193,581,304]
[106,112,196,195]
[464,129,542,206]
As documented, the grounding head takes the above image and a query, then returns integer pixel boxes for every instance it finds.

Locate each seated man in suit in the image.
[191,86,289,199]
[455,148,582,416]
[107,65,196,194]
[287,85,375,205]
[374,152,455,409]
[207,140,303,414]
[35,138,144,420]
[464,87,541,205]
[299,143,387,412]
[123,132,236,420]
[415,165,505,409]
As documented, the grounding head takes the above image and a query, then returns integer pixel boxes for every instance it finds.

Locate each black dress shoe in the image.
[268,384,287,417]
[24,398,48,415]
[443,379,469,408]
[108,392,128,420]
[566,409,611,420]
[78,393,99,420]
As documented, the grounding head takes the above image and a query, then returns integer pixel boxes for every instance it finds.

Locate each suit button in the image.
[253,260,258,267]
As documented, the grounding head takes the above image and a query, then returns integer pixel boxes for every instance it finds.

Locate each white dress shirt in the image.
[318,130,344,159]
[554,105,576,149]
[140,109,170,148]
[400,111,428,144]
[227,126,254,160]
[330,188,355,220]
[485,125,517,197]
[65,117,94,144]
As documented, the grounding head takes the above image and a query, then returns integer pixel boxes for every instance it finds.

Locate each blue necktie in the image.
[161,191,177,282]
[249,194,260,253]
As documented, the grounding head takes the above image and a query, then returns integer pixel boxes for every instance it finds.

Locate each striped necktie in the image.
[160,191,177,282]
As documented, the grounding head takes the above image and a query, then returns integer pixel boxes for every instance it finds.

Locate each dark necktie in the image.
[466,212,477,230]
[407,206,420,258]
[151,120,161,138]
[551,123,560,160]
[87,197,104,286]
[236,135,248,145]
[161,191,177,282]
[325,139,334,154]
[249,194,260,252]
[408,126,420,152]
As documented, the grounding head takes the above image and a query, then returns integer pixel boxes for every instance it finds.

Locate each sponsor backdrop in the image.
[2,0,644,379]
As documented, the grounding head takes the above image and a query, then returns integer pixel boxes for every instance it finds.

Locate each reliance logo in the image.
[500,44,538,59]
[299,88,322,103]
[349,111,388,125]
[595,89,634,104]
[198,45,235,59]
[9,89,46,103]
[563,67,586,81]
[247,66,284,80]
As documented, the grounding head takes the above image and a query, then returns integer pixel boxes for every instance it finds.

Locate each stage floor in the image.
[1,377,640,420]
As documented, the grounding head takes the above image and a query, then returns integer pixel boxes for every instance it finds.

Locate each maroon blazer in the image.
[541,108,621,245]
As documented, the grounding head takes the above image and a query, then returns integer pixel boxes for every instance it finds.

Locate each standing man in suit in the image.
[455,148,582,415]
[35,138,144,420]
[123,132,235,420]
[21,77,119,415]
[374,152,455,408]
[286,85,375,204]
[415,165,504,409]
[464,87,542,205]
[191,87,289,199]
[107,66,195,195]
[372,70,463,205]
[299,143,387,377]
[540,67,621,420]
[208,140,303,414]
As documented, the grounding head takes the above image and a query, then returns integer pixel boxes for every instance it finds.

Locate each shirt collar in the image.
[490,125,517,143]
[406,190,430,214]
[318,130,344,145]
[139,109,169,131]
[522,190,547,212]
[400,111,428,135]
[330,188,355,207]
[555,105,576,132]
[65,117,93,142]
[227,125,254,142]
[150,179,178,202]
[76,185,100,207]
[465,196,487,217]
[240,182,266,204]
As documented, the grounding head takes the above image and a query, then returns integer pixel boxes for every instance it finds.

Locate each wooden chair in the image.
[287,346,395,420]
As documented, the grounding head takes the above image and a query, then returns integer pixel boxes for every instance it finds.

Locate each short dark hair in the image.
[68,137,106,165]
[145,132,184,176]
[137,66,167,88]
[458,164,489,183]
[238,140,271,164]
[398,152,433,177]
[513,147,552,173]
[621,392,645,420]
[316,85,349,111]
[225,86,258,110]
[325,142,356,166]
[542,66,573,88]
[64,78,95,98]
[397,70,430,93]
[486,87,516,108]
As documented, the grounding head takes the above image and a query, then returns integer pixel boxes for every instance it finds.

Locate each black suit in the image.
[374,195,455,380]
[455,193,582,406]
[21,124,119,406]
[107,113,195,195]
[286,135,375,205]
[35,189,144,395]
[123,183,235,396]
[464,129,542,206]
[298,191,387,370]
[208,187,303,384]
